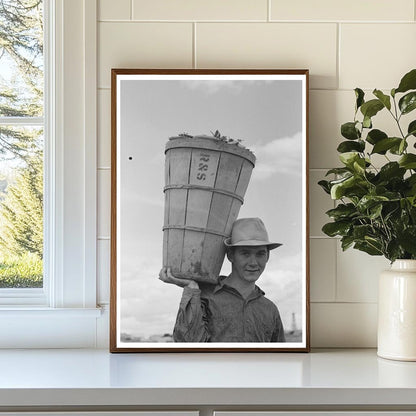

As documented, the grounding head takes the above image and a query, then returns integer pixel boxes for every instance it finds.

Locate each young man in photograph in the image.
[159,217,286,343]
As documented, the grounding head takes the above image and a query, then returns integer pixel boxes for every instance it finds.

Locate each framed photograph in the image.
[110,69,310,352]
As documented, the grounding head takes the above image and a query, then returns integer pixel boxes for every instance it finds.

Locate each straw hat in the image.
[224,218,282,250]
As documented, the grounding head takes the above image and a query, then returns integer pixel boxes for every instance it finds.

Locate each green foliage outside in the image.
[0,0,44,287]
[0,252,42,288]
[319,69,416,263]
[0,154,43,258]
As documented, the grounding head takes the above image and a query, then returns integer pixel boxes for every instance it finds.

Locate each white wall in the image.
[96,0,416,348]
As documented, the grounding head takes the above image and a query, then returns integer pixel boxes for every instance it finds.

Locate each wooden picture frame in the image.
[110,69,310,352]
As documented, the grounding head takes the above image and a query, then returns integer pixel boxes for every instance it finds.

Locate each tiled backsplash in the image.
[96,0,416,347]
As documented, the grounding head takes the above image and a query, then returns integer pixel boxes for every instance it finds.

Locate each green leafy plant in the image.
[0,252,43,288]
[319,69,416,262]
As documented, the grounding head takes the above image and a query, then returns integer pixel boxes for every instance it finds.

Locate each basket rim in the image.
[166,135,256,166]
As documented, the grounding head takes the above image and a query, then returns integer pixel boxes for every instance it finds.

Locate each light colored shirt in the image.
[173,276,286,343]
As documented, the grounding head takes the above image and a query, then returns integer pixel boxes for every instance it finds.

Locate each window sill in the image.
[0,307,105,348]
[0,306,102,316]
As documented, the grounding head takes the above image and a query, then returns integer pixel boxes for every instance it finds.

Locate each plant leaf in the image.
[373,89,391,110]
[399,91,416,115]
[360,99,384,119]
[322,221,351,237]
[398,227,416,255]
[377,162,406,181]
[399,154,416,169]
[341,235,355,251]
[354,241,383,256]
[326,203,357,220]
[386,240,403,262]
[408,120,416,137]
[357,195,389,212]
[337,140,365,153]
[352,225,375,241]
[371,137,402,154]
[341,122,360,140]
[389,138,408,155]
[395,69,416,94]
[369,203,383,219]
[325,167,351,176]
[363,116,372,129]
[330,176,358,199]
[355,88,365,110]
[339,152,360,167]
[353,158,366,174]
[366,129,387,145]
[318,180,331,194]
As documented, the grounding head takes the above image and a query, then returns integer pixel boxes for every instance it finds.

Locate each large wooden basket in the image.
[163,135,256,283]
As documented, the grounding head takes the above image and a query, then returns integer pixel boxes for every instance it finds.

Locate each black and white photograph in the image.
[110,69,309,352]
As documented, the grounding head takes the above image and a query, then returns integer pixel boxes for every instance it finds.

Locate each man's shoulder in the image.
[256,289,280,312]
[199,275,226,296]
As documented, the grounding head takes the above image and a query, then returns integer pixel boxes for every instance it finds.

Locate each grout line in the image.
[97,236,111,240]
[130,0,133,20]
[333,197,339,302]
[267,0,271,22]
[309,235,339,239]
[98,167,111,170]
[308,168,335,171]
[97,19,415,24]
[333,231,338,301]
[336,22,340,90]
[311,301,378,305]
[193,22,197,68]
[97,18,415,25]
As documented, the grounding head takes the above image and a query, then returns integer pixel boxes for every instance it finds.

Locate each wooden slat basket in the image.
[163,134,256,283]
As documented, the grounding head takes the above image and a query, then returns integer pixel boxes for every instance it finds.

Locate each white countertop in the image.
[0,348,416,408]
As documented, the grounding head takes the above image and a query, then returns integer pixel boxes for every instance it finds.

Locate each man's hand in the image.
[158,267,199,289]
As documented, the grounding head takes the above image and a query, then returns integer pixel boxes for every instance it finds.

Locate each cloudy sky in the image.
[117,75,306,341]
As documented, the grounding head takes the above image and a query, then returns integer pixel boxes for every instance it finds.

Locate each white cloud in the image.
[251,132,303,180]
[119,258,182,338]
[180,80,273,95]
[258,251,303,329]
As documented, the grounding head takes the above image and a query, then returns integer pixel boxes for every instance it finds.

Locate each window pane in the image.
[0,0,44,291]
[0,126,43,288]
[0,0,44,117]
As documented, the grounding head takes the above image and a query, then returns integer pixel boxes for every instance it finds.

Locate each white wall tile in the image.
[309,170,334,237]
[336,244,390,302]
[98,89,111,168]
[98,169,111,238]
[196,23,338,89]
[133,0,268,21]
[309,90,351,169]
[310,238,336,302]
[98,22,193,88]
[311,302,377,347]
[271,0,414,21]
[340,24,416,90]
[98,0,131,21]
[97,239,110,304]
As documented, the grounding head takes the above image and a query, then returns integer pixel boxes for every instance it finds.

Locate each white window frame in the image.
[0,0,101,348]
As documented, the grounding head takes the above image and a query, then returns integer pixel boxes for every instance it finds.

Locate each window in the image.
[0,0,45,294]
[0,0,101,348]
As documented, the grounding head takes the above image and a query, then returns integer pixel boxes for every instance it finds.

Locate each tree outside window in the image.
[0,0,44,288]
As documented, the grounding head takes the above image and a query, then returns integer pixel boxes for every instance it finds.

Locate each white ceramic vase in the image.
[378,259,416,361]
